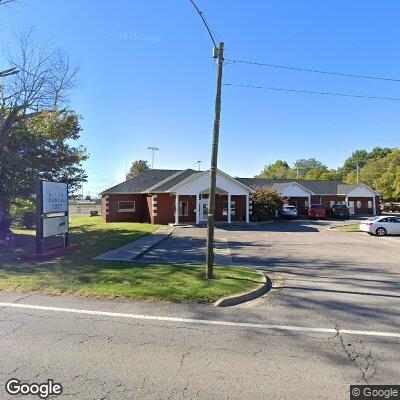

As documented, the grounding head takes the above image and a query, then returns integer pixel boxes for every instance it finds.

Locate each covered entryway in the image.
[168,169,253,225]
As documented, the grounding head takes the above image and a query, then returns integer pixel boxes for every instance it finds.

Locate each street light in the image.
[148,146,159,169]
[197,160,202,171]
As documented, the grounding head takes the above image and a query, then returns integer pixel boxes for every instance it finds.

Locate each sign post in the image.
[36,180,69,254]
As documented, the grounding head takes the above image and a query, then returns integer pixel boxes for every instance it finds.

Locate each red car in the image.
[308,204,327,219]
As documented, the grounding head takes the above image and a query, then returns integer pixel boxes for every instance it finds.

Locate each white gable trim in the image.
[346,184,381,197]
[168,169,254,194]
[278,182,314,197]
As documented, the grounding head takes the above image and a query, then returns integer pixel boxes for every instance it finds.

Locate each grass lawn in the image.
[330,223,360,232]
[0,216,263,303]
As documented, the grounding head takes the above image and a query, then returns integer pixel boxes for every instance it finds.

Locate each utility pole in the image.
[197,160,202,171]
[148,146,159,169]
[206,42,224,279]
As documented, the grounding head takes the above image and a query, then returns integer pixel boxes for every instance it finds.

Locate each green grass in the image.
[0,216,263,303]
[330,223,360,232]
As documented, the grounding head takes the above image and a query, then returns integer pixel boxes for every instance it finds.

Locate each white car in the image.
[281,205,298,219]
[359,216,400,236]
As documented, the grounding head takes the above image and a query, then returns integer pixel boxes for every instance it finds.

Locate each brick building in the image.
[101,169,381,224]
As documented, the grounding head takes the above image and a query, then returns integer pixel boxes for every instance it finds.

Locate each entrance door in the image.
[348,201,355,215]
[199,200,208,222]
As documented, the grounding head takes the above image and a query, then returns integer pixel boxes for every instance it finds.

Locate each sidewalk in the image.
[93,225,174,262]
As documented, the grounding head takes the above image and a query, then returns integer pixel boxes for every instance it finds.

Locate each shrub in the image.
[10,198,36,229]
[251,186,284,221]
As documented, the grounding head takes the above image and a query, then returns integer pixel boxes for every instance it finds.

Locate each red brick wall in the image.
[348,197,374,214]
[232,195,246,221]
[310,195,346,207]
[102,194,146,222]
[178,195,196,223]
[153,193,175,224]
[215,195,228,222]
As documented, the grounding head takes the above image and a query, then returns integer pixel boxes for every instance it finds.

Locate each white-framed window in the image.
[356,201,362,209]
[179,201,188,216]
[222,200,236,216]
[118,201,135,212]
[368,200,372,209]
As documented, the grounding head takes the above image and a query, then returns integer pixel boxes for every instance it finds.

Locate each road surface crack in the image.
[335,325,376,383]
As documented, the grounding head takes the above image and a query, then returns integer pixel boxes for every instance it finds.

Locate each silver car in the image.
[281,205,298,219]
[359,216,400,236]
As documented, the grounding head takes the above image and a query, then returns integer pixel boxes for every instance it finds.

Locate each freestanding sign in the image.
[36,180,69,254]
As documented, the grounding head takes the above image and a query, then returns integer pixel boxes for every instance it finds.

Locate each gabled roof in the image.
[101,169,180,194]
[236,178,377,196]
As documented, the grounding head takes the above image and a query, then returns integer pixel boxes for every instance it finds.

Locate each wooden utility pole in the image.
[206,42,224,279]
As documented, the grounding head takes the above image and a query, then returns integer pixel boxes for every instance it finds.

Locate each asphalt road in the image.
[1,221,400,399]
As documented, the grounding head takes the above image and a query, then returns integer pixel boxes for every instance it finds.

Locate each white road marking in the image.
[1,301,399,339]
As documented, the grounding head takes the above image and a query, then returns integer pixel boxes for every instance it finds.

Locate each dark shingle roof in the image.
[101,169,181,194]
[151,169,198,192]
[237,178,362,195]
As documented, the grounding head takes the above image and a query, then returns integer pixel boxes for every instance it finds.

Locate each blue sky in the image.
[1,1,399,196]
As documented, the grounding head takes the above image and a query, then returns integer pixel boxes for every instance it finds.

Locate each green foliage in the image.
[258,160,296,179]
[251,186,284,220]
[0,109,87,214]
[9,198,36,229]
[126,160,150,179]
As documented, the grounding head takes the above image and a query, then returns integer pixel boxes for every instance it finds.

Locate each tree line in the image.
[258,147,400,201]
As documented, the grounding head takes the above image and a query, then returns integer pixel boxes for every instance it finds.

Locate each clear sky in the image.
[1,1,399,196]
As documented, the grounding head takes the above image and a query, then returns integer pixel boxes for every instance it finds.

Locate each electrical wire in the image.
[224,83,400,101]
[225,58,400,83]
[189,0,218,48]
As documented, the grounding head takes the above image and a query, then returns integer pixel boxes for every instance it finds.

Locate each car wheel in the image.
[375,227,387,237]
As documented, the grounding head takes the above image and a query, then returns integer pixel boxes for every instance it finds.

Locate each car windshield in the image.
[311,205,324,209]
[367,216,381,221]
[283,205,295,209]
[333,204,347,209]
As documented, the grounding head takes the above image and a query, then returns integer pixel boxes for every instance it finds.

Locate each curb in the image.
[131,226,175,260]
[214,270,271,307]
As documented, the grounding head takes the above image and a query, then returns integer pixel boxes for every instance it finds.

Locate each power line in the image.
[189,0,218,47]
[224,83,400,102]
[225,58,400,83]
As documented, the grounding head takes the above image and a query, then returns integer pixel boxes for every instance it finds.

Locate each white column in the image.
[227,194,231,224]
[246,194,249,223]
[195,194,199,224]
[372,196,376,215]
[175,194,179,225]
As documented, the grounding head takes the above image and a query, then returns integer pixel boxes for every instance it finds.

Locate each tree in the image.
[251,186,284,220]
[0,110,87,221]
[294,158,326,177]
[258,160,296,179]
[126,160,150,179]
[0,31,81,226]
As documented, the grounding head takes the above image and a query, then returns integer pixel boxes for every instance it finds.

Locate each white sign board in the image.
[42,216,69,238]
[42,181,68,214]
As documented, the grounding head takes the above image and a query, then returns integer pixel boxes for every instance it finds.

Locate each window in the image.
[368,200,372,209]
[356,201,362,209]
[222,200,236,216]
[179,201,188,216]
[118,201,135,212]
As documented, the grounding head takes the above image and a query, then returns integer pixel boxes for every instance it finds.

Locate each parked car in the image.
[281,205,298,219]
[328,204,350,219]
[359,216,400,236]
[308,204,327,219]
[382,202,400,213]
